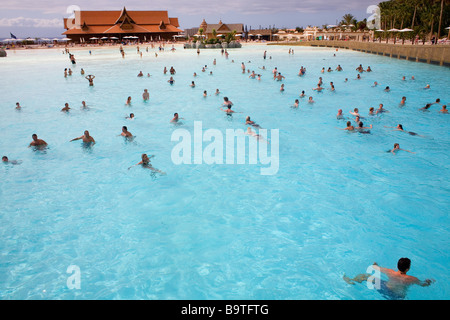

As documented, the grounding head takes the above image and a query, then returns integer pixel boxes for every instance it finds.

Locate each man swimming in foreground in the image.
[343,258,434,300]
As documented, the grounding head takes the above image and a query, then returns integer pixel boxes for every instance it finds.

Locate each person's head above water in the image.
[2,156,8,162]
[397,257,411,273]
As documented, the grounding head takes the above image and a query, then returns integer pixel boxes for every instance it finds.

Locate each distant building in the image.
[198,19,243,39]
[63,7,183,42]
[247,29,275,41]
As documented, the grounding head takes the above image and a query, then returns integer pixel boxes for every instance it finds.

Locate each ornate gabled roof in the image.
[114,7,136,25]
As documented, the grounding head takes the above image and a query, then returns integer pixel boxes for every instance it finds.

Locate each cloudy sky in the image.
[0,0,381,38]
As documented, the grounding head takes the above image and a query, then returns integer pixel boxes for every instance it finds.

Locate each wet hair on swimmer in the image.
[397,257,411,272]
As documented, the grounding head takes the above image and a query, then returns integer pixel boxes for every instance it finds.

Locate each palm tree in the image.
[341,14,355,26]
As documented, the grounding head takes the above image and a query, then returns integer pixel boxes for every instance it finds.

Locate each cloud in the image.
[0,17,63,28]
[0,0,378,16]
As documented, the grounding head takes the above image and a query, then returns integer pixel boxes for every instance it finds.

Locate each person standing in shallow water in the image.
[343,258,434,300]
[85,75,95,86]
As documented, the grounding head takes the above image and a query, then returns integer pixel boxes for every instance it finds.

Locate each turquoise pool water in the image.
[0,44,448,300]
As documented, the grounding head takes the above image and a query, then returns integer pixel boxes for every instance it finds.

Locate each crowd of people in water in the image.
[4,44,447,167]
[3,43,444,300]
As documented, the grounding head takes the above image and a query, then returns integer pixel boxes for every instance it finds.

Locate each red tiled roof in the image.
[78,10,170,26]
[63,24,182,35]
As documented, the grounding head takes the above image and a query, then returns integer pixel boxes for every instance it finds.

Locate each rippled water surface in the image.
[0,44,449,299]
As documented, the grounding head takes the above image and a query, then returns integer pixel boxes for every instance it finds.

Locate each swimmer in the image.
[64,68,67,77]
[424,84,430,89]
[125,96,132,105]
[376,104,389,114]
[419,103,432,111]
[384,86,390,92]
[171,113,184,123]
[280,84,285,92]
[344,78,348,82]
[275,73,285,81]
[321,67,325,73]
[257,74,261,80]
[15,102,21,110]
[85,75,95,86]
[68,69,72,76]
[327,67,333,72]
[317,77,323,86]
[163,67,167,74]
[366,66,372,72]
[368,107,375,116]
[70,130,95,145]
[193,72,197,77]
[349,108,361,117]
[249,71,256,79]
[390,143,414,155]
[385,124,423,137]
[293,99,299,108]
[222,97,233,108]
[190,81,195,88]
[336,109,344,119]
[120,126,133,138]
[439,105,448,113]
[245,116,262,128]
[330,82,335,92]
[400,96,406,106]
[356,74,361,80]
[29,134,47,147]
[313,84,324,92]
[61,103,71,112]
[300,91,306,98]
[411,76,415,80]
[432,98,441,105]
[372,81,379,87]
[129,154,165,174]
[221,105,235,114]
[355,121,372,133]
[215,89,220,95]
[308,96,315,104]
[401,76,406,81]
[340,121,355,131]
[126,113,135,119]
[203,90,207,97]
[81,101,88,109]
[168,77,175,85]
[245,127,266,142]
[335,65,343,71]
[81,68,85,75]
[343,258,433,300]
[170,66,176,75]
[2,156,21,165]
[143,89,149,101]
[137,71,143,77]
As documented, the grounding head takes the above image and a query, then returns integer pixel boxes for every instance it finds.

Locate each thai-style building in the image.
[198,19,243,39]
[62,7,183,42]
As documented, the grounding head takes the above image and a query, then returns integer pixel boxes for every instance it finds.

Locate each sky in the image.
[0,0,381,38]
